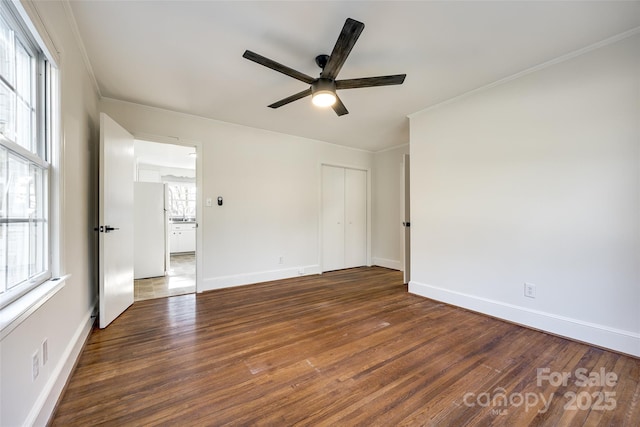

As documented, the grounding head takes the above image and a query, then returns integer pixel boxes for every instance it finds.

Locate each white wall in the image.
[0,1,100,425]
[409,33,640,356]
[372,144,409,270]
[100,99,374,290]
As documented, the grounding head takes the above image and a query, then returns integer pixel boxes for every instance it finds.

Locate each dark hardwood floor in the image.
[52,267,639,426]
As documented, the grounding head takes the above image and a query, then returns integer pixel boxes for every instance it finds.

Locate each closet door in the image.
[322,165,367,272]
[322,165,346,272]
[345,168,367,268]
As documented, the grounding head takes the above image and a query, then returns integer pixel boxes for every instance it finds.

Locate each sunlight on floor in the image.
[134,253,195,301]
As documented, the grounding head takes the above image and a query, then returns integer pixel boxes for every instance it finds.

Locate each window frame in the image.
[0,1,54,310]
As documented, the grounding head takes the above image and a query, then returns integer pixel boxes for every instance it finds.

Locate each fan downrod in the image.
[315,54,330,70]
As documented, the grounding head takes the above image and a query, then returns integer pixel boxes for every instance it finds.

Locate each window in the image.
[0,3,53,309]
[168,183,196,220]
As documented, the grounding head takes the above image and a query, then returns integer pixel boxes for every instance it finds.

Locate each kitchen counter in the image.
[170,219,196,224]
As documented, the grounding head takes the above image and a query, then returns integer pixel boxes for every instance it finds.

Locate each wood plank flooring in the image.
[52,267,640,426]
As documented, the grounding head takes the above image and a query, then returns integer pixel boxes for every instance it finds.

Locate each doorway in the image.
[133,139,197,301]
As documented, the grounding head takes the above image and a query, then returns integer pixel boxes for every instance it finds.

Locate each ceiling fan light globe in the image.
[312,91,337,107]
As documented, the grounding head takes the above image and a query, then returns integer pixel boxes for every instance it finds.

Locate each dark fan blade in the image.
[268,88,312,109]
[243,50,315,84]
[321,18,365,80]
[336,74,406,89]
[332,94,349,116]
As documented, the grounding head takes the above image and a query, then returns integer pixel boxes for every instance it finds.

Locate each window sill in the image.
[0,275,70,340]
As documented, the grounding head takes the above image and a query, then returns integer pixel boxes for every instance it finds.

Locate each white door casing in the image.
[99,113,135,328]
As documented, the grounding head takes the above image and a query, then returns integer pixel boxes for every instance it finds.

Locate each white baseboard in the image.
[30,301,96,427]
[202,265,322,291]
[409,281,640,358]
[371,257,402,271]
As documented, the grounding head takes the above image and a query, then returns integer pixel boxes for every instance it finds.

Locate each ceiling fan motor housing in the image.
[312,78,336,95]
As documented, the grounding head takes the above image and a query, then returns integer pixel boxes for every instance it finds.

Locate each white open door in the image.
[402,154,411,284]
[98,113,135,328]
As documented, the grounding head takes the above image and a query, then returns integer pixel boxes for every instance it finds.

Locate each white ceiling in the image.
[134,140,196,170]
[68,1,640,152]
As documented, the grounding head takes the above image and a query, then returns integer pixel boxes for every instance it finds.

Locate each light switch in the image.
[206,197,213,207]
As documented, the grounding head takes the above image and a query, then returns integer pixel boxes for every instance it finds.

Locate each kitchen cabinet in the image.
[170,222,196,253]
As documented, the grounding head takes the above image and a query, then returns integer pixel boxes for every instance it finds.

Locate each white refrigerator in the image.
[134,182,169,279]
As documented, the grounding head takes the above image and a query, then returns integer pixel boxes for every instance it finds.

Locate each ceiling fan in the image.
[242,18,406,116]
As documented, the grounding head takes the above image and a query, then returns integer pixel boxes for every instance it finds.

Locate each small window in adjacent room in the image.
[168,183,196,220]
[0,2,56,309]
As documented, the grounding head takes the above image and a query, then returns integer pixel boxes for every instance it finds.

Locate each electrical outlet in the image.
[279,256,284,264]
[32,350,40,382]
[524,282,536,298]
[42,339,48,365]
